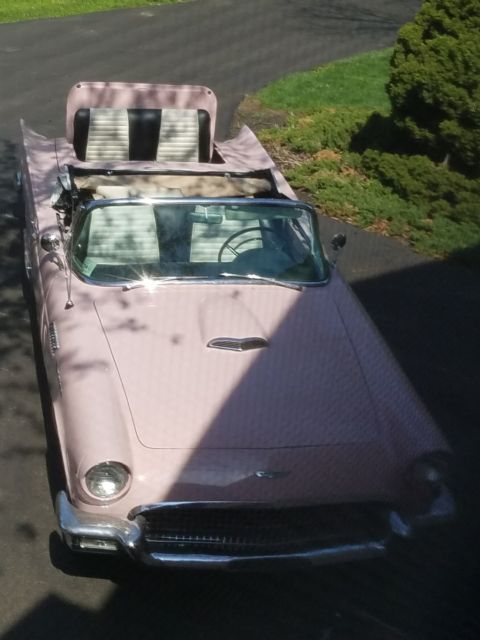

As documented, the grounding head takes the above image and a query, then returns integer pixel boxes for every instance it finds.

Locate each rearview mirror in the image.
[189,205,224,224]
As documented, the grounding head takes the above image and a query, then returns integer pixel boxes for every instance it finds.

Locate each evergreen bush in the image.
[387,0,480,173]
[260,108,371,153]
[360,150,480,223]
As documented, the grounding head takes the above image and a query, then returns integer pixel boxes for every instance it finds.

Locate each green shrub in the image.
[260,108,372,153]
[253,43,480,264]
[411,217,480,258]
[287,155,424,232]
[388,0,480,173]
[360,150,480,222]
[287,153,480,261]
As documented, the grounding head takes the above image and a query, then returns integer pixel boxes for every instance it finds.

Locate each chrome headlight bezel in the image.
[407,452,451,510]
[84,461,130,501]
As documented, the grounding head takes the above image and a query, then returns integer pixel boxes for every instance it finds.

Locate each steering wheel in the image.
[218,226,285,262]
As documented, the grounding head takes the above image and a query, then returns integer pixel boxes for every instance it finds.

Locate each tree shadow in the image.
[0,138,46,433]
[288,0,422,35]
[350,112,412,155]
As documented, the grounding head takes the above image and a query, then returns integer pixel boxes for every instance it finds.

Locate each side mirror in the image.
[331,233,347,251]
[40,232,61,253]
[330,233,346,266]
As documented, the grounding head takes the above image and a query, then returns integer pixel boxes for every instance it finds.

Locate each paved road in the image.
[1,1,479,638]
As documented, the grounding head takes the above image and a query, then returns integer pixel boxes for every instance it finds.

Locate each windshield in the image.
[71,198,328,285]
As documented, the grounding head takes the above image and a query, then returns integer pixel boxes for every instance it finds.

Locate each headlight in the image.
[407,452,451,510]
[85,462,130,499]
[411,461,445,488]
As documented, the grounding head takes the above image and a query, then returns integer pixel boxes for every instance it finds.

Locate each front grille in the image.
[139,504,388,556]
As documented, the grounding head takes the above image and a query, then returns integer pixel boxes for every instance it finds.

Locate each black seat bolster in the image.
[128,109,161,161]
[198,110,211,162]
[73,108,91,161]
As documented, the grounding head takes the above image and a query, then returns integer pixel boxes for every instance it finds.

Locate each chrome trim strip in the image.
[48,321,60,353]
[83,196,317,214]
[140,541,387,570]
[23,229,32,280]
[207,336,268,352]
[56,363,63,397]
[128,499,317,520]
[75,272,330,289]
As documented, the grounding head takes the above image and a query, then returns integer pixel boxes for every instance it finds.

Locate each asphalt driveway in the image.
[1,1,479,638]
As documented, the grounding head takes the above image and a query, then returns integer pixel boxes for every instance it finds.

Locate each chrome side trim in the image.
[56,363,63,397]
[23,229,32,280]
[255,470,290,479]
[207,336,268,352]
[48,322,60,354]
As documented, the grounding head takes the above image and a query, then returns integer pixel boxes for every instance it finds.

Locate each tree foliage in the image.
[387,0,480,173]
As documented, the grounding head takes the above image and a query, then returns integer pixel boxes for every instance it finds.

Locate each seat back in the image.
[73,107,211,162]
[86,205,159,265]
[156,108,200,162]
[83,108,129,161]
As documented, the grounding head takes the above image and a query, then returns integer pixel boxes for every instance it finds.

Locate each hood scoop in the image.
[207,337,268,352]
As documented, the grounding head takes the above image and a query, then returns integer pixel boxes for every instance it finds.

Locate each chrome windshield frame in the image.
[71,196,330,287]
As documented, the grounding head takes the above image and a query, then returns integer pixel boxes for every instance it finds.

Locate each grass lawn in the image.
[0,0,183,23]
[257,49,392,112]
[245,49,480,265]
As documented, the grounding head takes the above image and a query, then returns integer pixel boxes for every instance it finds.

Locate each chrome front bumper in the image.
[55,490,455,570]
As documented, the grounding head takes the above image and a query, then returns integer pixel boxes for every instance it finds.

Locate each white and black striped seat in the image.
[73,107,211,162]
[86,205,159,265]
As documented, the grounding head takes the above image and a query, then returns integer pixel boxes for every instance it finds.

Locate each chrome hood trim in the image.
[207,336,268,351]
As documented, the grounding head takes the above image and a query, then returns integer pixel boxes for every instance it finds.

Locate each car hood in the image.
[95,283,380,450]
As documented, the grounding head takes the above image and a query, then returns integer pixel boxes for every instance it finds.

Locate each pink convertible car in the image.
[20,82,454,569]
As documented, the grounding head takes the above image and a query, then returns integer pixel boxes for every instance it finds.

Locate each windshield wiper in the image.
[123,273,304,291]
[218,272,303,291]
[122,276,203,290]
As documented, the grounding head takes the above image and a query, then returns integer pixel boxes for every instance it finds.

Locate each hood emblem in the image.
[255,470,290,480]
[207,337,268,352]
